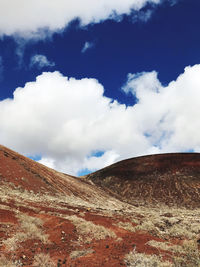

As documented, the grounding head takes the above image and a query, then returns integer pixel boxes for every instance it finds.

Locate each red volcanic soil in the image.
[0,145,200,266]
[86,153,200,207]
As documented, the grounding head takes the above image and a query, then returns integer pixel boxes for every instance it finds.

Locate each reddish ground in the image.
[0,198,172,267]
[0,145,199,266]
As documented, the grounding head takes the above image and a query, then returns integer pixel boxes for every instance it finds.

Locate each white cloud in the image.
[1,65,200,175]
[81,42,94,53]
[0,0,162,38]
[122,65,200,153]
[132,9,154,23]
[30,54,55,69]
[0,71,151,175]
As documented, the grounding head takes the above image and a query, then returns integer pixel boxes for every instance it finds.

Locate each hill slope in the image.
[0,145,150,267]
[0,144,124,210]
[86,153,200,207]
[1,146,200,266]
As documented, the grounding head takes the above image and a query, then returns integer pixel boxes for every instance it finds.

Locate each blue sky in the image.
[0,0,200,175]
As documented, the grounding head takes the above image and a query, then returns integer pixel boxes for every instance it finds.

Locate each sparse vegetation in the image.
[147,239,200,267]
[172,240,200,267]
[124,248,172,267]
[129,205,200,240]
[70,249,94,259]
[33,253,56,267]
[65,214,116,242]
[2,147,200,267]
[147,240,184,253]
[3,213,49,251]
[0,180,129,212]
[115,221,136,232]
[0,256,17,267]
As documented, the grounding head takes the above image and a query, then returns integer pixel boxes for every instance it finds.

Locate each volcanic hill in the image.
[1,145,200,266]
[86,153,200,208]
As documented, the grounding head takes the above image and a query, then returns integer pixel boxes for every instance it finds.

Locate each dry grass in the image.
[171,240,200,267]
[124,248,172,267]
[2,166,200,266]
[122,205,200,266]
[0,256,17,267]
[0,181,132,212]
[128,205,200,240]
[65,214,116,243]
[0,256,23,267]
[147,238,200,266]
[32,253,56,267]
[3,213,49,251]
[147,240,184,253]
[115,221,136,232]
[70,249,94,259]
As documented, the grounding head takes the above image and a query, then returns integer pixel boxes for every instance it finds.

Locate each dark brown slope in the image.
[86,153,200,207]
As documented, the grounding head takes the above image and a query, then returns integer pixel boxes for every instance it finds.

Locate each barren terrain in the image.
[86,153,200,208]
[1,145,200,266]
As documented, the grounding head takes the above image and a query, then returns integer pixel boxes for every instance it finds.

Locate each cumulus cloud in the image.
[122,65,200,153]
[0,0,163,38]
[0,65,200,175]
[0,71,152,175]
[81,42,94,53]
[30,54,55,69]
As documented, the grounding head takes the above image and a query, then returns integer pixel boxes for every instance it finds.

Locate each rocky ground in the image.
[0,145,200,266]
